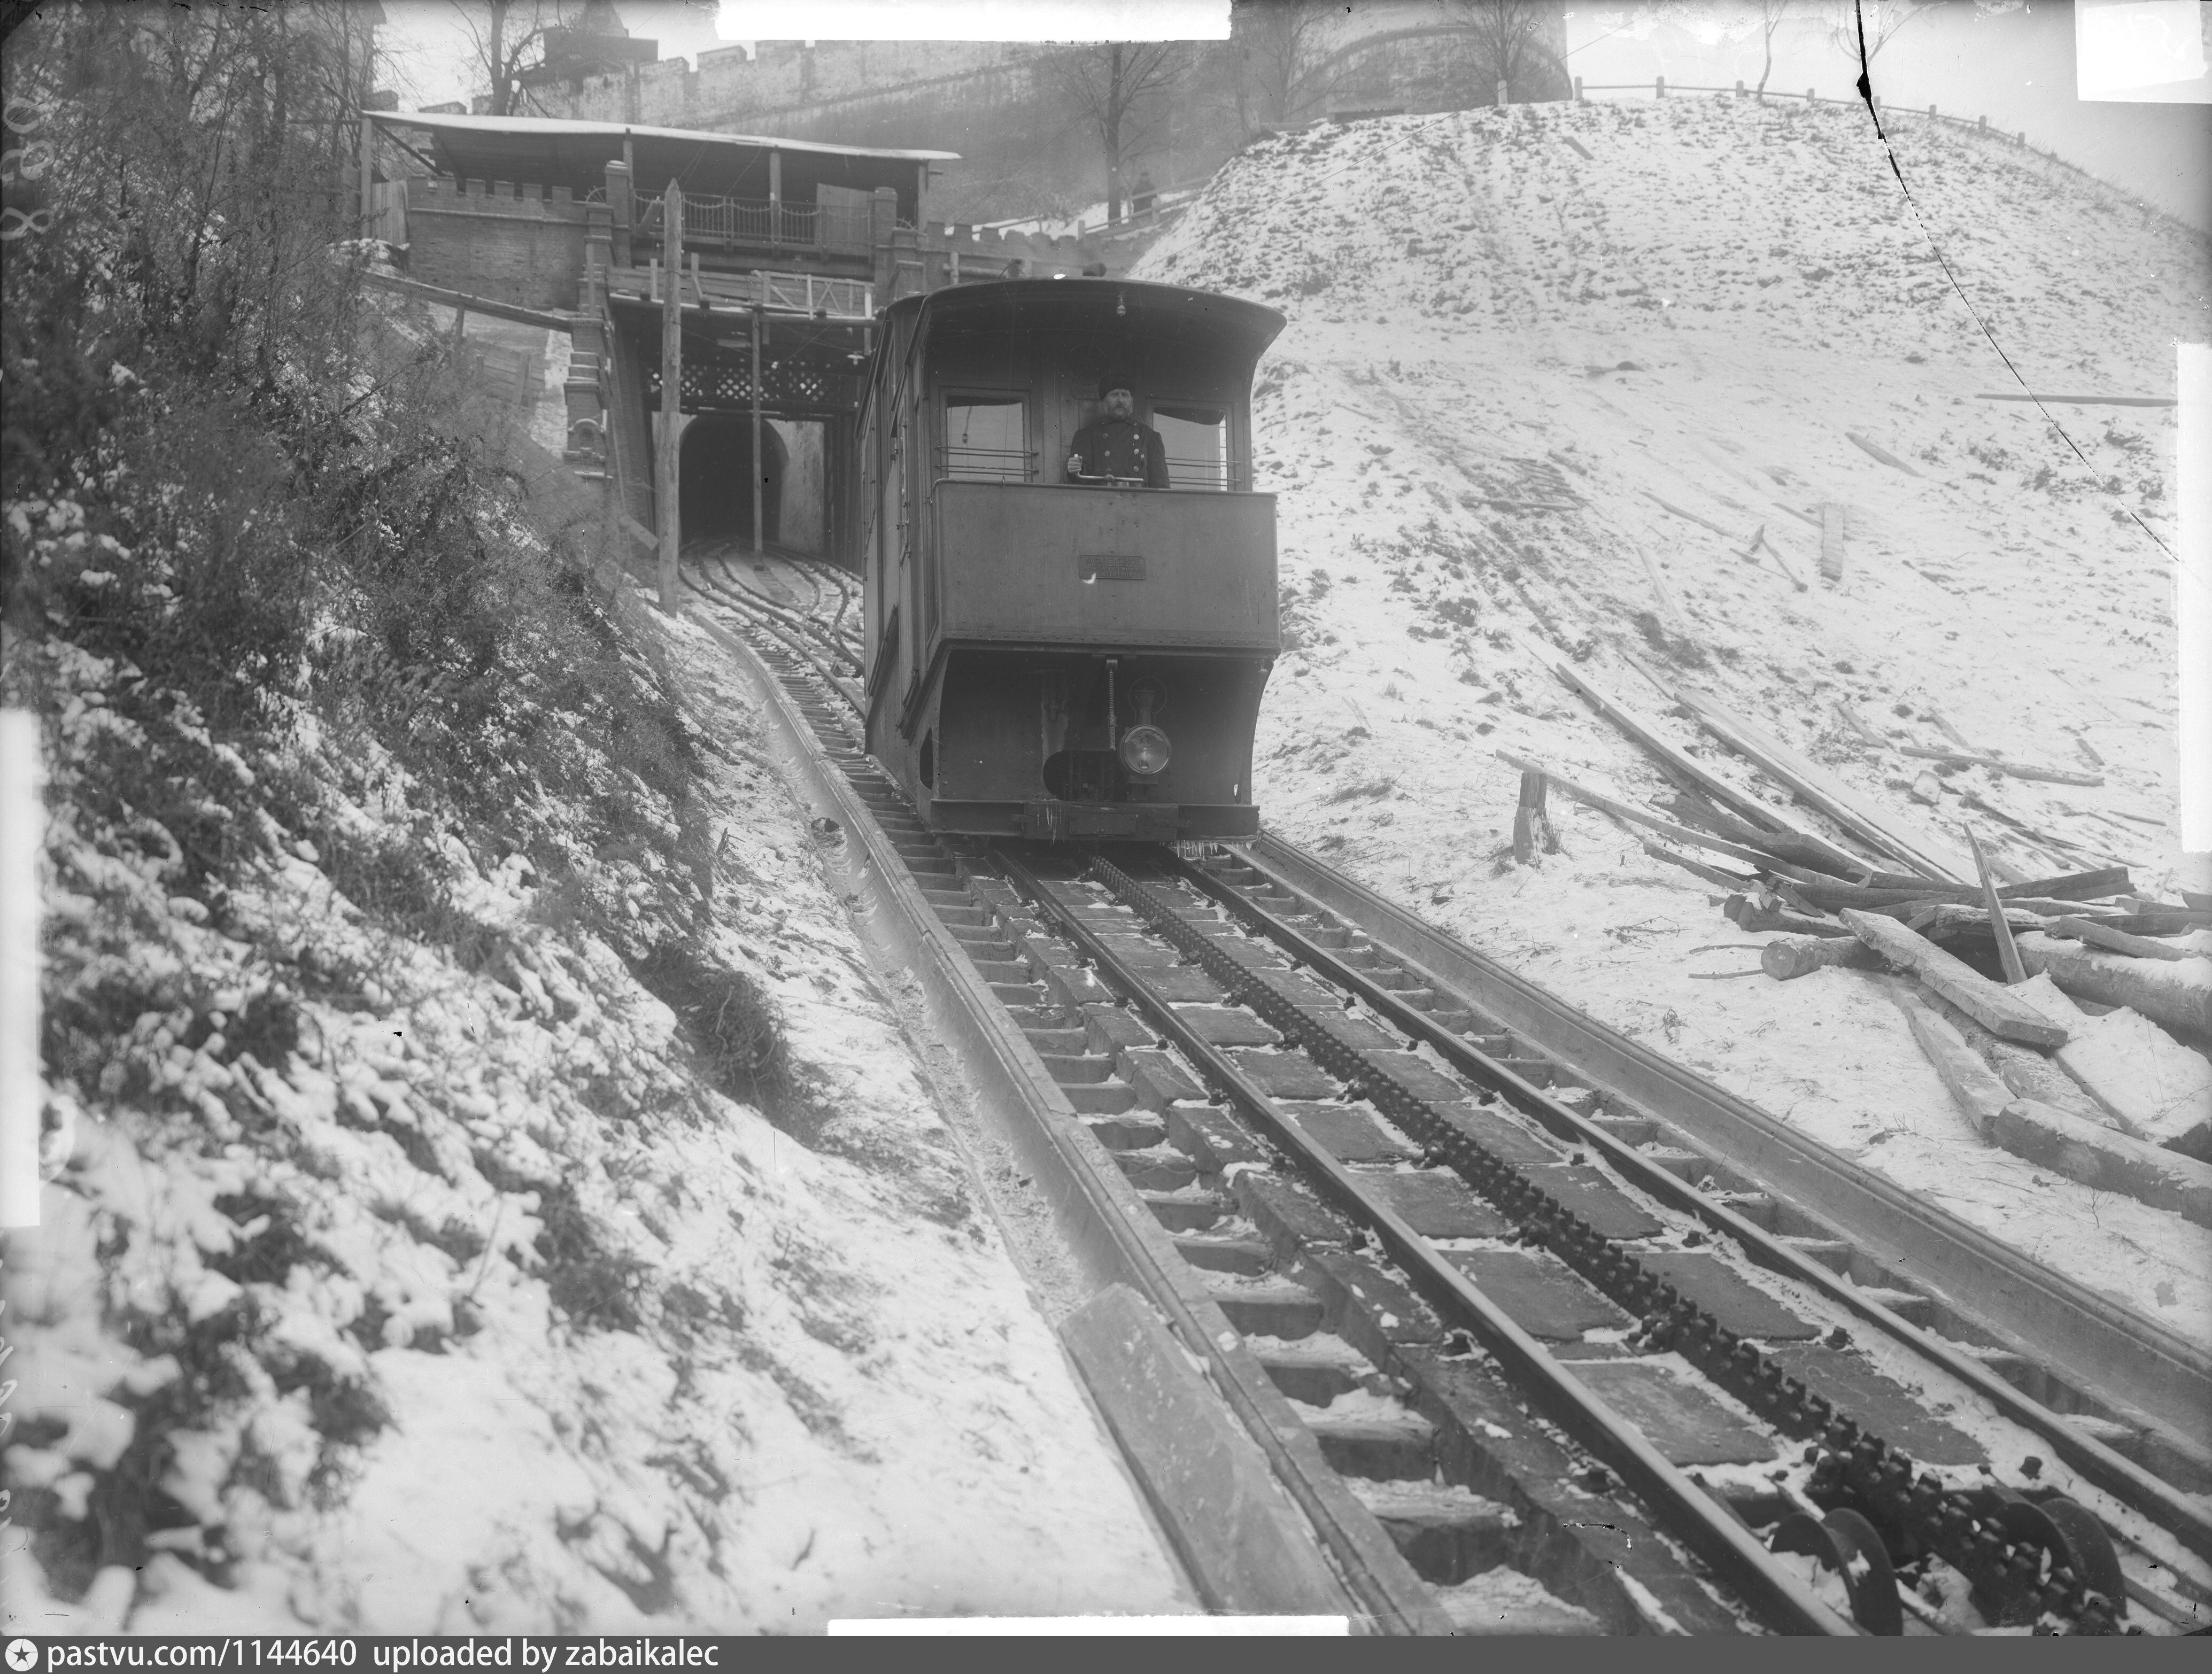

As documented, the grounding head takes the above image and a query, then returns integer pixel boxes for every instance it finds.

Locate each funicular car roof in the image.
[889,280,1286,369]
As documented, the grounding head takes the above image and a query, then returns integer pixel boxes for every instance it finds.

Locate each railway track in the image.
[682,544,2211,1636]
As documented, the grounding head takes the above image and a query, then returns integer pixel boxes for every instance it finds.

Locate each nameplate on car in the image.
[1080,553,1147,583]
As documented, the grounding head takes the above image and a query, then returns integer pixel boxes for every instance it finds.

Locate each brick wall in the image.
[407,177,591,312]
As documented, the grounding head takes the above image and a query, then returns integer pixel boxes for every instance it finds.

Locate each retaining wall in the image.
[407,177,591,313]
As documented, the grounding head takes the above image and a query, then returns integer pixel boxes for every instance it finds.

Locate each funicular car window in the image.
[1153,405,1228,490]
[942,394,1030,482]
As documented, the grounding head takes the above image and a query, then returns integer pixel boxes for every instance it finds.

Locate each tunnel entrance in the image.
[679,414,786,547]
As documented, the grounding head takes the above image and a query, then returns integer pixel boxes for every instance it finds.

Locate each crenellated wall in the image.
[407,177,592,311]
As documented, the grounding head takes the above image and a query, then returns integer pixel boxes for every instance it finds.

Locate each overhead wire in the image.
[1842,0,2178,569]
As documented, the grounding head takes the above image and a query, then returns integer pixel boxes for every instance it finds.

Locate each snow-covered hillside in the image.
[1136,96,2210,1326]
[7,486,1184,1633]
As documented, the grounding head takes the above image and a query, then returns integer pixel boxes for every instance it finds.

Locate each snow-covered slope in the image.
[7,562,1185,1633]
[1135,97,2209,1328]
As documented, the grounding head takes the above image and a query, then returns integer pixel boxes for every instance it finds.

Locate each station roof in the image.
[368,110,957,203]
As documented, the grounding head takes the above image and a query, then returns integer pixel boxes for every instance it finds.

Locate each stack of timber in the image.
[1493,675,2212,1218]
[1892,988,2212,1229]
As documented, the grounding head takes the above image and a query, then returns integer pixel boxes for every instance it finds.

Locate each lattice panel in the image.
[649,354,858,417]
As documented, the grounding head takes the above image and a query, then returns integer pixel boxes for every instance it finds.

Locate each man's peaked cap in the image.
[1097,370,1136,399]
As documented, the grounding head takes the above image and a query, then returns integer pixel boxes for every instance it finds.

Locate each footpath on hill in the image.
[1134,95,2211,1332]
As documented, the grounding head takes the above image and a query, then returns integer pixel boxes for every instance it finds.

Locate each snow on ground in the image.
[1135,96,2211,1335]
[7,609,1186,1631]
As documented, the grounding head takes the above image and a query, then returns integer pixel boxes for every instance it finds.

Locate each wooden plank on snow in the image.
[1657,681,1975,883]
[1897,745,2104,787]
[1847,432,1922,475]
[1842,909,2069,1047]
[1497,751,1777,869]
[1967,826,2028,984]
[1818,502,1846,582]
[1542,653,1877,880]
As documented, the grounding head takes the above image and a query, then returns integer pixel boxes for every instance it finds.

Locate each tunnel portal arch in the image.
[679,414,786,547]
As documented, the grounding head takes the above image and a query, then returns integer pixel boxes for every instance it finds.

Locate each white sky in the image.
[378,2,2208,229]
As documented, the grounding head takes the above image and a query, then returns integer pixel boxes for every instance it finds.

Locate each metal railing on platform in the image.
[635,192,875,256]
[627,261,873,321]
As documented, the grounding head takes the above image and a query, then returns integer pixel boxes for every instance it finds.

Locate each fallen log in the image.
[1762,935,1885,980]
[1897,745,2105,787]
[2049,917,2196,962]
[1724,894,1853,937]
[1843,909,2069,1047]
[1894,992,2212,1227]
[1541,654,1874,879]
[2013,933,2212,1040]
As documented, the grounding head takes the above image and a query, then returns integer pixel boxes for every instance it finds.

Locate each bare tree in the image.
[1827,0,1926,76]
[454,0,573,117]
[1232,0,1347,134]
[1447,0,1569,105]
[1752,0,1792,96]
[1047,42,1191,225]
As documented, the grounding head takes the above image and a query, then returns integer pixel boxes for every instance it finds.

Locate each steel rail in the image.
[1244,835,2212,1463]
[1174,853,2212,1568]
[693,553,865,676]
[684,566,864,715]
[994,846,1860,1637]
[691,607,1455,1634]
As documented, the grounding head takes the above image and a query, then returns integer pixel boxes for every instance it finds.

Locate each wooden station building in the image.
[363,111,990,564]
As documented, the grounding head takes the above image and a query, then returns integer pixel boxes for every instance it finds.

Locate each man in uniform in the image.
[1065,373,1170,488]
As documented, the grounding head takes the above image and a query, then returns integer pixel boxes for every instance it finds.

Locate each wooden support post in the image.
[1656,74,1666,97]
[1574,76,1584,103]
[751,304,765,558]
[769,147,782,243]
[358,115,375,235]
[606,158,633,269]
[452,305,467,343]
[1497,79,1510,107]
[657,179,683,614]
[1512,770,1551,864]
